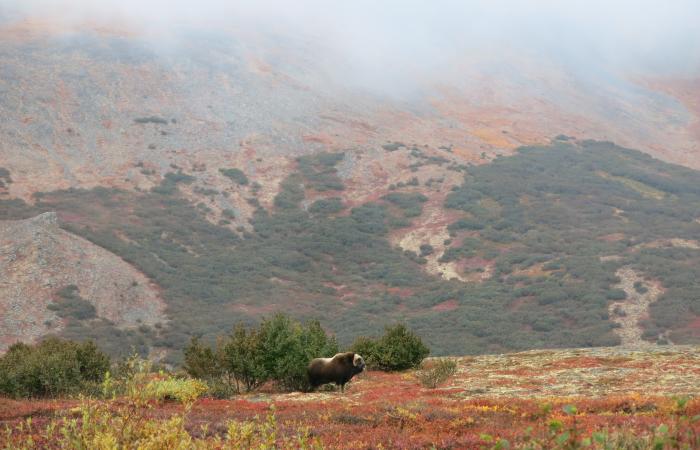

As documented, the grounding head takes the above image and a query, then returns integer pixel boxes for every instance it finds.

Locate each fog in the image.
[2,0,699,95]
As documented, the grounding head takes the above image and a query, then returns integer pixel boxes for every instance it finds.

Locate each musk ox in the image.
[307,352,366,392]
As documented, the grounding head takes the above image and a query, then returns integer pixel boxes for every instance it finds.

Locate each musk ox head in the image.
[352,353,366,371]
[307,352,366,392]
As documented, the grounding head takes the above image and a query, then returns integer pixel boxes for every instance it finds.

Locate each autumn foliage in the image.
[3,347,700,449]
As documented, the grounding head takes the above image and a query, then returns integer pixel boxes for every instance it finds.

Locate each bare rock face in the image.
[0,212,166,351]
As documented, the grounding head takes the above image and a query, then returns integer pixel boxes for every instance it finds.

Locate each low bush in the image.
[4,355,212,449]
[634,281,649,294]
[142,376,208,404]
[382,142,405,151]
[296,152,345,191]
[308,197,344,215]
[134,116,168,125]
[219,167,249,185]
[183,314,338,394]
[0,167,11,186]
[4,399,317,449]
[381,192,428,218]
[0,337,110,398]
[351,323,430,371]
[103,354,207,404]
[415,359,457,388]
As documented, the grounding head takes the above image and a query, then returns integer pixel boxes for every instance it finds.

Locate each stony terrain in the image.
[609,268,665,347]
[0,212,166,351]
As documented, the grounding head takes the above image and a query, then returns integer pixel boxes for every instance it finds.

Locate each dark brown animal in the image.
[307,352,365,392]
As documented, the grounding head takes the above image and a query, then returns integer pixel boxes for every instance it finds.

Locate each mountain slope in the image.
[1,18,700,361]
[0,212,166,353]
[1,140,699,363]
[0,20,698,206]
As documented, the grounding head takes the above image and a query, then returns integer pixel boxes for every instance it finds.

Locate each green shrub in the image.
[308,197,344,215]
[351,324,429,371]
[102,355,207,406]
[151,171,195,195]
[415,359,457,388]
[274,175,305,209]
[296,152,345,191]
[606,289,627,300]
[382,142,405,151]
[348,336,378,365]
[183,336,221,380]
[0,337,110,398]
[419,244,434,257]
[0,167,11,185]
[381,192,428,218]
[183,315,337,394]
[219,168,249,185]
[634,281,649,294]
[257,314,338,391]
[219,324,267,393]
[142,376,208,404]
[134,116,168,125]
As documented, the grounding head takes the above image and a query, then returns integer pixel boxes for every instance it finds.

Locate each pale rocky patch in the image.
[634,238,700,251]
[608,267,664,348]
[395,217,466,282]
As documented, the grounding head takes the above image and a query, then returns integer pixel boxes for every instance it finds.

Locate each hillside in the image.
[1,140,700,363]
[3,346,700,448]
[1,16,700,362]
[0,211,166,355]
[1,19,699,207]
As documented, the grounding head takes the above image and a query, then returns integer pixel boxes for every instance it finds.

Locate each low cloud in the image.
[2,0,699,95]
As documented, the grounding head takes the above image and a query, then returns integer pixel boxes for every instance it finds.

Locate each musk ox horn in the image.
[307,352,365,393]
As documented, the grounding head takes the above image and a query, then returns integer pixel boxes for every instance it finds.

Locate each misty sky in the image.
[2,0,699,94]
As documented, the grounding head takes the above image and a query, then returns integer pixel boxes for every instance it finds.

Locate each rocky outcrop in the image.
[0,212,166,351]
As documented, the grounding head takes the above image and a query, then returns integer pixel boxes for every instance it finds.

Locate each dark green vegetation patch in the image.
[0,338,109,398]
[48,285,96,321]
[445,140,700,345]
[184,314,339,395]
[134,116,169,125]
[296,152,345,191]
[308,197,345,215]
[381,192,428,218]
[350,323,430,371]
[0,167,11,188]
[219,168,249,185]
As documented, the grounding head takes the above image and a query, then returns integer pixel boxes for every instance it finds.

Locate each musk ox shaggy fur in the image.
[307,352,366,392]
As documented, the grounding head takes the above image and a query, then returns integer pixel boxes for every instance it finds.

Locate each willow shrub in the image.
[0,337,109,398]
[351,323,430,371]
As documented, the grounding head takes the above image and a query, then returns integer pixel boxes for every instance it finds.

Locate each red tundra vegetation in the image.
[2,346,700,448]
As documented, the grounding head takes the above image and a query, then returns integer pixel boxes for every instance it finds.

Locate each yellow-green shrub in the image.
[143,376,208,404]
[415,359,457,388]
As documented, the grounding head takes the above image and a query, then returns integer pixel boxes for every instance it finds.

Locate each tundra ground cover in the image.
[2,346,699,448]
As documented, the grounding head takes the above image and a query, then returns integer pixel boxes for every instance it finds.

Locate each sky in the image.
[2,0,699,94]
